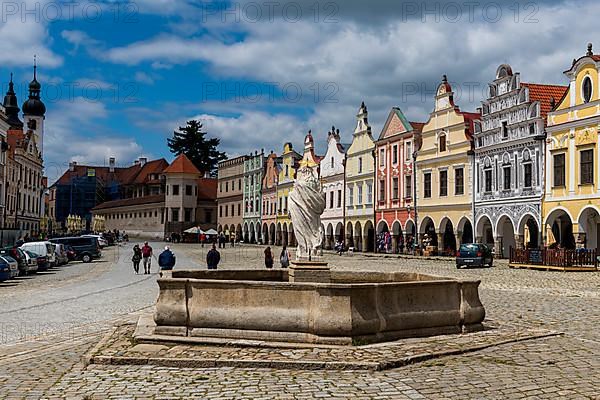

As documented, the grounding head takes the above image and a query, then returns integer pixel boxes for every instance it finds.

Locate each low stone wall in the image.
[154,271,485,345]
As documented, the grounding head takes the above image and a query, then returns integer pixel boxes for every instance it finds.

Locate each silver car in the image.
[23,250,39,273]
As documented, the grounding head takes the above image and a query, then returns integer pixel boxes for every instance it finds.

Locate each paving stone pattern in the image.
[0,243,598,399]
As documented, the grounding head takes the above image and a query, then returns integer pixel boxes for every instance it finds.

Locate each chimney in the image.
[139,157,147,166]
[109,157,116,173]
[134,160,139,166]
[69,161,77,172]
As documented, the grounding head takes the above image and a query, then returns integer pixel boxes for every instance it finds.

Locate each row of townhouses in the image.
[217,44,600,257]
[0,64,48,243]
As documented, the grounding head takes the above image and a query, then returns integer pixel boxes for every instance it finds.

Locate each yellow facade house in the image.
[276,142,301,246]
[545,43,600,251]
[345,102,376,252]
[417,75,479,255]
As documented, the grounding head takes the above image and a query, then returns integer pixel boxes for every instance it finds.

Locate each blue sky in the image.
[0,0,595,183]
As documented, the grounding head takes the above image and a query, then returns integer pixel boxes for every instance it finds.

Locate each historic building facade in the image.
[320,126,346,250]
[345,102,376,252]
[276,142,301,246]
[544,44,600,251]
[92,154,217,239]
[375,107,422,253]
[261,151,280,245]
[242,150,265,244]
[417,76,478,255]
[1,68,47,236]
[474,64,567,257]
[217,155,247,240]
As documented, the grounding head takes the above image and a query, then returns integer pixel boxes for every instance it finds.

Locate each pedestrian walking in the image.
[206,244,220,270]
[141,242,153,274]
[279,245,290,268]
[132,244,142,274]
[158,246,176,270]
[264,246,274,269]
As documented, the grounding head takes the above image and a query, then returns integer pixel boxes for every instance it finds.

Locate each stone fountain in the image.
[150,132,485,345]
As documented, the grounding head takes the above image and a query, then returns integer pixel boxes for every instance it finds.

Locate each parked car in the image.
[101,232,115,246]
[53,243,69,266]
[0,246,28,276]
[456,243,494,268]
[0,261,11,282]
[64,245,77,262]
[21,250,39,274]
[35,254,49,271]
[0,255,19,279]
[83,234,108,248]
[50,237,101,263]
[20,242,57,268]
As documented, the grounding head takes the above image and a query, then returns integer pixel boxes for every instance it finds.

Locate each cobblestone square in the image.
[1,243,599,399]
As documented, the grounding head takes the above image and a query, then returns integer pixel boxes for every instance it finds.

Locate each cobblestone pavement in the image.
[1,243,599,399]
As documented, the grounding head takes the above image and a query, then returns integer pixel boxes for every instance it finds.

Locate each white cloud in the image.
[134,72,155,85]
[44,97,146,184]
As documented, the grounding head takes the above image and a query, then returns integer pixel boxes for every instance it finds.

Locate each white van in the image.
[20,241,57,267]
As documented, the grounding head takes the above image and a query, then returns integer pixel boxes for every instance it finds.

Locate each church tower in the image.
[22,57,46,155]
[3,73,23,129]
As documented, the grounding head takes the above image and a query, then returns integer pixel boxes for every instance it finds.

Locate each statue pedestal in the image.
[289,261,330,283]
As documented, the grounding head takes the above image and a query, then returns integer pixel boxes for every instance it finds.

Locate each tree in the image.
[167,120,227,176]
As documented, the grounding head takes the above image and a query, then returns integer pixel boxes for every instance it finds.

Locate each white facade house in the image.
[473,64,566,257]
[320,126,346,249]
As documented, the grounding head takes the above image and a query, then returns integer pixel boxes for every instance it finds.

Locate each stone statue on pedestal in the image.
[289,154,325,260]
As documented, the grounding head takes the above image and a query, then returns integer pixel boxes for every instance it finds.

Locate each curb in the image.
[87,330,562,371]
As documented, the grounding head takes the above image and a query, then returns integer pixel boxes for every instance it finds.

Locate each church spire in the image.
[3,73,23,128]
[22,56,46,117]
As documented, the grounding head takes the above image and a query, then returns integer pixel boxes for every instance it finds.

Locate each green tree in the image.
[167,120,227,176]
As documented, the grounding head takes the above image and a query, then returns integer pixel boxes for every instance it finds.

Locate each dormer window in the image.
[583,76,593,103]
[438,133,447,152]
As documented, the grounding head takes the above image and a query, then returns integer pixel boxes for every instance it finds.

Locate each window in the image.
[581,149,594,185]
[357,184,363,205]
[392,145,398,164]
[238,203,241,216]
[238,179,242,190]
[285,165,289,177]
[485,169,493,192]
[337,190,342,207]
[225,205,228,217]
[379,179,385,201]
[455,168,464,195]
[424,172,432,198]
[358,157,363,173]
[330,192,334,209]
[502,121,508,139]
[186,185,192,196]
[405,142,412,161]
[331,157,334,168]
[439,170,448,196]
[172,185,180,196]
[225,182,229,192]
[348,187,354,206]
[524,164,533,188]
[503,166,511,190]
[439,133,447,152]
[219,205,223,217]
[171,208,179,222]
[392,177,399,199]
[379,149,385,167]
[583,76,593,103]
[553,154,565,187]
[405,175,412,198]
[367,183,373,204]
[529,124,535,135]
[184,208,192,222]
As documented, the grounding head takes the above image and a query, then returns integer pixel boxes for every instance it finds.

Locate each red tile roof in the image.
[133,159,169,184]
[92,194,165,211]
[521,83,568,119]
[409,122,425,132]
[163,153,201,175]
[196,178,217,201]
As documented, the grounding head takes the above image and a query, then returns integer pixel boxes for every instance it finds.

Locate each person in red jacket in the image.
[141,242,153,274]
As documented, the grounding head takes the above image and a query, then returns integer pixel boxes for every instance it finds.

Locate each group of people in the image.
[131,241,293,272]
[131,242,176,274]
